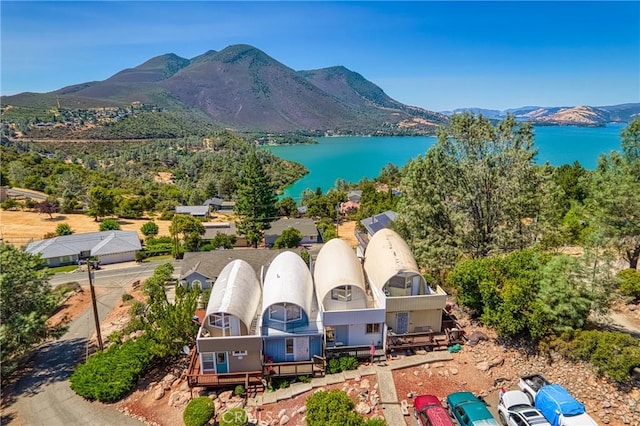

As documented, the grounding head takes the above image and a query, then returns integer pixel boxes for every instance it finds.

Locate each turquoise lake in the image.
[265,124,626,200]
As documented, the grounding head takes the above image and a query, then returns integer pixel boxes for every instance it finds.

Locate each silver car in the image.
[497,390,552,426]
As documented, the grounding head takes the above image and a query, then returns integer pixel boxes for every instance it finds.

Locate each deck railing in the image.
[185,349,263,388]
[263,356,325,377]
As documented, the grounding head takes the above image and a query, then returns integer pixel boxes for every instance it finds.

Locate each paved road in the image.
[2,262,170,426]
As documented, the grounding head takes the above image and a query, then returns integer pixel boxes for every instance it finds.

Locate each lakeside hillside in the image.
[442,103,640,127]
[0,44,447,135]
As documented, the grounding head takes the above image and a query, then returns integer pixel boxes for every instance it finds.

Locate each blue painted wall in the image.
[263,335,323,362]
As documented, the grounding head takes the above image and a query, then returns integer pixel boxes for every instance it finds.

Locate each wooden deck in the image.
[264,356,325,378]
[326,344,385,361]
[185,350,263,389]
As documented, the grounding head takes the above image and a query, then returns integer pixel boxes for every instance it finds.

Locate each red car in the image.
[414,394,455,426]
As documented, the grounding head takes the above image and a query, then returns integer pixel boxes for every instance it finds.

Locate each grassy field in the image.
[0,210,173,246]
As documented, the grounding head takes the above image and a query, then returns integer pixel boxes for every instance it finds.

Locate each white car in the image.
[498,390,552,426]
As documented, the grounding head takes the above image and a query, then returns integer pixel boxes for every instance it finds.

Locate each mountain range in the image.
[1,44,447,135]
[442,103,639,127]
[2,44,638,134]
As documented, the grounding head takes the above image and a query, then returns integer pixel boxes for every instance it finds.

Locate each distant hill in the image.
[442,103,640,127]
[1,44,447,135]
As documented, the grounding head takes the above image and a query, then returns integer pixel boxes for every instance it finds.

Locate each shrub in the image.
[327,358,341,374]
[339,356,359,372]
[306,390,358,426]
[99,219,121,231]
[234,384,245,396]
[273,228,302,248]
[140,221,159,238]
[617,268,640,300]
[70,335,155,402]
[122,293,134,302]
[183,396,215,426]
[219,407,248,426]
[364,418,387,426]
[297,375,312,383]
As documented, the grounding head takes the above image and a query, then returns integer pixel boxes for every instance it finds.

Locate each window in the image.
[192,279,202,290]
[216,352,226,364]
[366,323,380,334]
[285,338,294,355]
[232,350,247,357]
[202,353,215,371]
[209,313,230,329]
[269,304,301,322]
[331,286,352,302]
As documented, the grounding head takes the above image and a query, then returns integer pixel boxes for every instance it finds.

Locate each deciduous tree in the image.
[55,223,74,236]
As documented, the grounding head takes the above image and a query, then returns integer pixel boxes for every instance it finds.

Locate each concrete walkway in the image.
[249,350,454,424]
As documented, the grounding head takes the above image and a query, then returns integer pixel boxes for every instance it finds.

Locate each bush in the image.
[219,407,248,426]
[364,418,387,426]
[306,390,359,426]
[70,335,156,402]
[273,228,302,248]
[327,358,341,374]
[122,293,133,302]
[99,219,121,231]
[327,356,358,374]
[234,384,245,396]
[183,396,215,426]
[617,268,640,300]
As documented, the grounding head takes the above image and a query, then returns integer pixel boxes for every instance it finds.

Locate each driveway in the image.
[1,261,170,425]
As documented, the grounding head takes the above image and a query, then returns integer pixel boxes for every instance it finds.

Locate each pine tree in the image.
[234,150,277,248]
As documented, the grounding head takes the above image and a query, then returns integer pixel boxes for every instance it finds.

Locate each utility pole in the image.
[82,252,103,351]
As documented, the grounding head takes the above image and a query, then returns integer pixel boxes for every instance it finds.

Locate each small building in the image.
[179,249,286,290]
[364,229,447,336]
[260,251,324,376]
[356,210,397,252]
[175,205,210,218]
[205,197,235,212]
[314,239,385,358]
[195,259,263,374]
[202,222,247,247]
[347,190,363,204]
[24,230,141,267]
[264,218,319,247]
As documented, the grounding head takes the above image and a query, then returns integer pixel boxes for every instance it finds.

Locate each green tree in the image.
[169,215,205,257]
[396,114,539,278]
[322,226,338,242]
[273,228,302,248]
[210,233,236,249]
[588,118,640,269]
[56,171,87,213]
[99,219,121,231]
[140,221,159,238]
[234,150,277,247]
[86,187,117,221]
[276,196,298,217]
[0,243,64,377]
[55,223,74,236]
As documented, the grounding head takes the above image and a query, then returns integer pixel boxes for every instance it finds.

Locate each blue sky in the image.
[1,1,638,111]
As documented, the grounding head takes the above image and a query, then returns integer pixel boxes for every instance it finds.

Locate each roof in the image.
[203,222,238,239]
[265,218,317,237]
[313,238,366,304]
[347,190,363,203]
[261,251,313,317]
[175,205,209,215]
[204,197,224,206]
[204,259,261,331]
[501,391,532,411]
[360,210,397,235]
[363,228,421,292]
[24,230,141,259]
[179,249,287,281]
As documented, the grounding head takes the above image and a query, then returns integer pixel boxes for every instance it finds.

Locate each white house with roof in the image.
[313,239,385,354]
[260,251,323,368]
[363,228,447,335]
[24,230,141,266]
[195,259,263,375]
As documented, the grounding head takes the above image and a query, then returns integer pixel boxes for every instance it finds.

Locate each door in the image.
[334,325,349,346]
[215,352,228,373]
[294,337,309,361]
[396,312,409,334]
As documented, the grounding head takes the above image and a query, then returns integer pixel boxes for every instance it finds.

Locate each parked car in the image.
[517,375,598,426]
[497,390,551,426]
[447,391,499,426]
[414,394,454,426]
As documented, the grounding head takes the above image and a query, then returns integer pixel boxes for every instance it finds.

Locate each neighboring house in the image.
[24,230,141,267]
[313,239,385,356]
[179,249,286,290]
[264,218,319,247]
[202,222,247,247]
[205,197,235,212]
[347,190,363,204]
[260,251,324,373]
[175,205,210,218]
[195,259,263,376]
[356,210,397,252]
[364,228,447,336]
[339,200,360,215]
